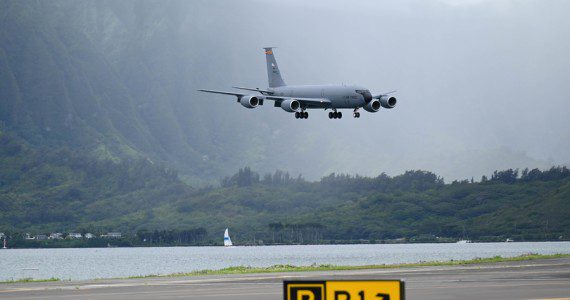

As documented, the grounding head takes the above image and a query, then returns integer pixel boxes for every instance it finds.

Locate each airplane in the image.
[198,47,397,119]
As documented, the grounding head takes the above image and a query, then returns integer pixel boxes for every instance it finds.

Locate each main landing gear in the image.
[328,110,342,119]
[295,111,309,119]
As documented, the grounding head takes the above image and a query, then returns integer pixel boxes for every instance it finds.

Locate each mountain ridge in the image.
[1,132,568,243]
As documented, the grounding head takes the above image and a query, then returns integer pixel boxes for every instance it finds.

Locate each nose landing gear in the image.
[353,108,361,118]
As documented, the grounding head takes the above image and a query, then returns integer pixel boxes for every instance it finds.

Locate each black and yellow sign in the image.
[284,280,404,300]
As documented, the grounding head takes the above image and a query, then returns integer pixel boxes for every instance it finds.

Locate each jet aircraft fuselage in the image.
[198,48,396,119]
[270,84,372,109]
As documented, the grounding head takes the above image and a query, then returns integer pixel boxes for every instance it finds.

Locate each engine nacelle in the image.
[239,96,260,109]
[280,99,300,112]
[363,99,381,112]
[379,95,397,109]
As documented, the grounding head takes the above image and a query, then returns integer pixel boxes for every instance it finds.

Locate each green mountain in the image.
[1,133,568,244]
[0,0,291,184]
[0,132,192,232]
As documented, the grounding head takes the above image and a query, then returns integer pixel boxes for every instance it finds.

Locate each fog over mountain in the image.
[1,0,568,183]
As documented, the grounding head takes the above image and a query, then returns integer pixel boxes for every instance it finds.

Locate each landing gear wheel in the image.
[338,112,342,119]
[304,112,309,119]
[295,112,300,119]
[329,112,334,119]
[354,112,360,118]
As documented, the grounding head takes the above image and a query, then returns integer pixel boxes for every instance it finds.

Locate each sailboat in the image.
[224,228,233,247]
[2,237,6,249]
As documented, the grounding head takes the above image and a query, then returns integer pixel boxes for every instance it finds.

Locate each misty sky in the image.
[188,0,570,181]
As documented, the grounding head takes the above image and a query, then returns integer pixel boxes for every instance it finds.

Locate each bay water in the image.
[2,242,569,281]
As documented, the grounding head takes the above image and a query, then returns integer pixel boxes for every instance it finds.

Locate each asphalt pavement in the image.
[1,258,569,300]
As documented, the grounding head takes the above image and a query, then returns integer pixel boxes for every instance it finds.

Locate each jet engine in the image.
[239,96,260,109]
[280,99,300,112]
[379,95,397,109]
[363,99,381,112]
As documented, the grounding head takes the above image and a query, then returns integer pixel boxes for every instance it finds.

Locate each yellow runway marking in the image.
[529,298,570,300]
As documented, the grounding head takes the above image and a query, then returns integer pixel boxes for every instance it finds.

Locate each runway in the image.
[1,258,569,299]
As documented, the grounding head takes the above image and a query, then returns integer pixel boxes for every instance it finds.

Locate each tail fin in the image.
[264,47,286,87]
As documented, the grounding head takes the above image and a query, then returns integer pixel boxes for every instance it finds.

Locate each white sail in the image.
[224,228,233,247]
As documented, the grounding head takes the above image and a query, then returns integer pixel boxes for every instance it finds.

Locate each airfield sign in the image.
[284,280,404,300]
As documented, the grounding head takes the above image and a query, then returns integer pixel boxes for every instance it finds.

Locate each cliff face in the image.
[0,1,276,183]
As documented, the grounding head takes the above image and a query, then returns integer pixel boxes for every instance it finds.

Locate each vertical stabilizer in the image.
[264,47,286,88]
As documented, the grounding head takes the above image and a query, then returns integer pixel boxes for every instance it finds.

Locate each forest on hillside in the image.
[2,133,569,247]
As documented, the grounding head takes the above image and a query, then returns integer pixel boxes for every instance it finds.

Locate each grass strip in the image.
[126,253,570,279]
[0,277,60,284]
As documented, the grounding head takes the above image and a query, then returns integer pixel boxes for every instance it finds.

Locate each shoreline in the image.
[3,239,569,250]
[2,253,569,284]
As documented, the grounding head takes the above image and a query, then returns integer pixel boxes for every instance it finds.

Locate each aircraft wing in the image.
[373,90,397,99]
[232,86,274,95]
[265,96,331,106]
[198,90,331,107]
[198,89,245,97]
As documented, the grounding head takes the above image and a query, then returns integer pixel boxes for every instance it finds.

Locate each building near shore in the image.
[49,233,63,239]
[101,232,122,238]
[67,233,82,239]
[35,234,48,240]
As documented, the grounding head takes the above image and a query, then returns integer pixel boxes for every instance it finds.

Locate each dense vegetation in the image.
[1,133,568,247]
